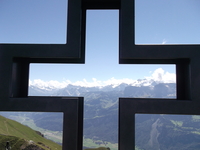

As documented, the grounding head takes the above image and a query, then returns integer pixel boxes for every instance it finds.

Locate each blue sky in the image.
[135,0,200,44]
[0,0,67,44]
[29,10,175,84]
[2,0,199,85]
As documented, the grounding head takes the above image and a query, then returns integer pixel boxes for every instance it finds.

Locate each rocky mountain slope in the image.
[136,114,200,150]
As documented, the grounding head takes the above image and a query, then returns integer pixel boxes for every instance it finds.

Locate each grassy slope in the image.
[0,115,62,150]
[12,115,63,143]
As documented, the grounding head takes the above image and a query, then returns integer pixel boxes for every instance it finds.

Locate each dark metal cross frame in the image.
[0,0,199,150]
[119,0,200,150]
[0,0,84,149]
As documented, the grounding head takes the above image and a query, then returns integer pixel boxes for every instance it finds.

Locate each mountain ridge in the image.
[29,79,176,98]
[29,77,175,92]
[3,79,177,149]
[28,81,176,145]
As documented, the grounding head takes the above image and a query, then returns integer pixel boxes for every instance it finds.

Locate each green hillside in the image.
[0,115,62,150]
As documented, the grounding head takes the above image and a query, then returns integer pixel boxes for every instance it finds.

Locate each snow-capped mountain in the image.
[3,72,177,147]
[27,79,176,144]
[29,78,176,99]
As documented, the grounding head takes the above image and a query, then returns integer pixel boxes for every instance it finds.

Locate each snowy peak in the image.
[29,68,175,90]
[29,80,176,99]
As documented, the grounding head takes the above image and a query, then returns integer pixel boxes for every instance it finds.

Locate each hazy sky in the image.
[1,0,198,85]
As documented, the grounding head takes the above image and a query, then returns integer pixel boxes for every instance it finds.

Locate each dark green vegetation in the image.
[136,114,200,150]
[0,115,62,150]
[0,135,26,150]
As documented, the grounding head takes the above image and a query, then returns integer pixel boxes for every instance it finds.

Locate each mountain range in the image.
[29,78,176,98]
[4,78,200,149]
[1,78,179,149]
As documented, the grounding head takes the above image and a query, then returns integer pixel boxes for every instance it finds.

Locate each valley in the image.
[3,79,198,149]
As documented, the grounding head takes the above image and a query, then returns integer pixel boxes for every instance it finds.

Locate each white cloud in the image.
[67,77,137,88]
[29,79,70,89]
[146,68,176,83]
[72,78,102,87]
[162,39,167,44]
[29,68,176,89]
[103,77,136,87]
